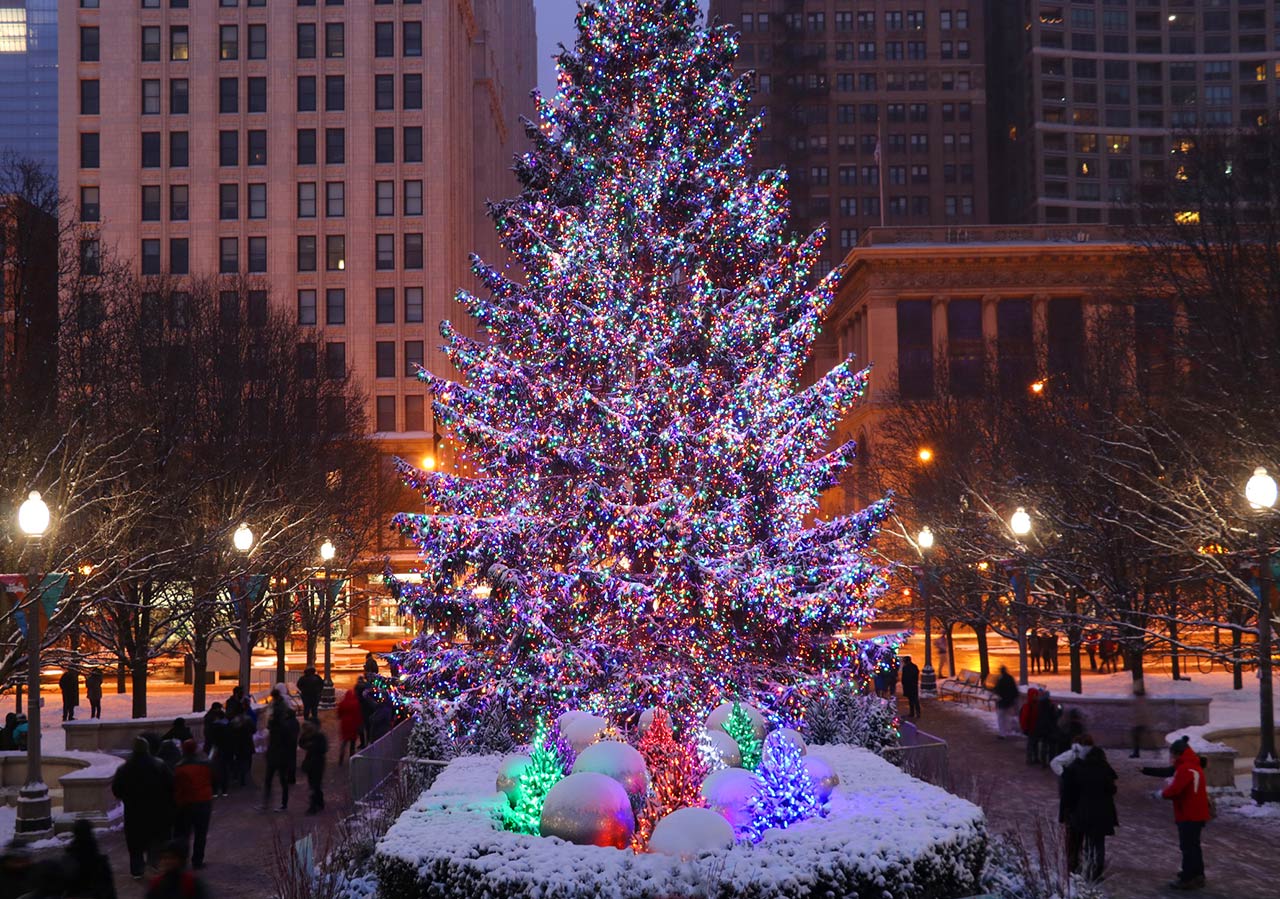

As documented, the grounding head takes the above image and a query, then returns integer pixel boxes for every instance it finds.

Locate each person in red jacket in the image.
[1160,737,1211,890]
[337,686,363,765]
[173,740,214,869]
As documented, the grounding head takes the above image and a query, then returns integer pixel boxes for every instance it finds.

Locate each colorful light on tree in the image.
[386,0,893,736]
[721,702,763,771]
[633,709,708,850]
[747,730,819,840]
[504,720,568,834]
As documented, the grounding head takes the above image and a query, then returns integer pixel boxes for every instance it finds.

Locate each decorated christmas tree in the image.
[633,709,708,850]
[746,730,819,840]
[389,0,892,735]
[720,702,762,770]
[503,719,568,834]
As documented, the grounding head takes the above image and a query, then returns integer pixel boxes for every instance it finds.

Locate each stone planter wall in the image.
[1041,693,1211,749]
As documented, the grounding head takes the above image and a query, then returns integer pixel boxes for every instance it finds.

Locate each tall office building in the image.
[59,0,537,630]
[708,1,990,271]
[988,0,1279,224]
[0,0,58,173]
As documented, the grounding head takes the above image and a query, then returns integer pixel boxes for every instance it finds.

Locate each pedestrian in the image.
[369,692,395,742]
[1130,679,1152,758]
[173,740,213,869]
[1061,745,1118,882]
[202,705,232,797]
[1019,687,1041,763]
[260,702,299,812]
[992,666,1020,737]
[1031,689,1060,767]
[356,676,376,748]
[0,712,16,750]
[298,718,328,815]
[144,842,208,899]
[1085,633,1099,672]
[1156,736,1211,890]
[111,736,175,879]
[1028,632,1042,674]
[0,844,33,899]
[229,701,255,788]
[60,667,80,722]
[899,655,921,719]
[363,652,379,676]
[888,654,900,696]
[337,685,362,765]
[297,666,325,722]
[85,669,104,719]
[1046,632,1060,674]
[13,713,29,750]
[162,717,193,744]
[1100,636,1117,673]
[64,818,117,899]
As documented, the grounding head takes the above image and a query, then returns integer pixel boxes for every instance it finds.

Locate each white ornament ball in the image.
[777,727,807,755]
[638,708,658,736]
[804,754,839,803]
[706,701,767,740]
[539,772,635,849]
[706,729,742,768]
[700,767,762,836]
[648,807,735,859]
[558,712,608,753]
[495,754,531,805]
[572,740,650,798]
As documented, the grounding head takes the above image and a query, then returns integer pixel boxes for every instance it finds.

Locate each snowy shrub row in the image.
[803,691,901,754]
[374,745,986,899]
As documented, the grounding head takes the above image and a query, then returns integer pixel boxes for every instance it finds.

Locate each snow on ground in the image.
[23,685,209,753]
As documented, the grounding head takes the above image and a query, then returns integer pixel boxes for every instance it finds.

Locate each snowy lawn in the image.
[375,746,987,899]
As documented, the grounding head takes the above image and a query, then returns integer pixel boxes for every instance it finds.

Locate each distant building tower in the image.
[0,0,59,174]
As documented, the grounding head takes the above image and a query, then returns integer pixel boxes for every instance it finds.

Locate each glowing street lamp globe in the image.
[17,492,50,538]
[917,526,935,552]
[1245,467,1278,511]
[319,539,336,562]
[1009,507,1032,537]
[233,523,254,553]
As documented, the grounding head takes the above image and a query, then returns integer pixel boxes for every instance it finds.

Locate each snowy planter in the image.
[374,746,987,899]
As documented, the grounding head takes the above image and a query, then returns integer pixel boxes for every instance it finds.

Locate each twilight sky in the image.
[535,0,712,98]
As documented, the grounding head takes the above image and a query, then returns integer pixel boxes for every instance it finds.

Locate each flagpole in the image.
[876,117,886,228]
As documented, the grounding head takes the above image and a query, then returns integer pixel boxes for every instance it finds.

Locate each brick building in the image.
[59,0,537,638]
[987,0,1280,224]
[0,195,57,409]
[708,0,990,271]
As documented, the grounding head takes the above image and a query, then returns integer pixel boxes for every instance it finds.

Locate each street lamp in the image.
[1245,467,1279,804]
[1009,507,1034,685]
[318,539,338,709]
[916,527,938,694]
[233,524,254,694]
[15,491,52,837]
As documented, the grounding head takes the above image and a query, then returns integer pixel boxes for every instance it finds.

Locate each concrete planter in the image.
[0,750,124,822]
[1042,693,1211,750]
[63,715,205,752]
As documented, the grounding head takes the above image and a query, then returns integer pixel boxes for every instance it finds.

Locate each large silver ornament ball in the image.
[572,739,650,798]
[778,727,807,755]
[804,754,840,803]
[495,754,531,806]
[700,767,762,836]
[558,711,608,753]
[648,806,735,858]
[706,701,768,740]
[706,729,742,768]
[637,708,658,736]
[539,771,635,849]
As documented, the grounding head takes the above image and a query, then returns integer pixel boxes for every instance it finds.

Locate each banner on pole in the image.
[1,573,70,636]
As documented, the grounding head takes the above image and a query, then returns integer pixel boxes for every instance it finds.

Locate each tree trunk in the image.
[116,659,127,693]
[974,622,990,682]
[192,640,208,713]
[1169,616,1182,681]
[1233,623,1244,690]
[1067,589,1083,694]
[275,631,287,684]
[1129,647,1146,690]
[945,623,957,677]
[131,585,152,718]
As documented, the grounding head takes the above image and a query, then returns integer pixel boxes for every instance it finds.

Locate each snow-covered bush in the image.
[374,746,986,899]
[981,828,1109,899]
[803,690,900,754]
[403,704,458,792]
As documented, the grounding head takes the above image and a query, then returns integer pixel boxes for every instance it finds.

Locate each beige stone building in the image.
[59,0,537,637]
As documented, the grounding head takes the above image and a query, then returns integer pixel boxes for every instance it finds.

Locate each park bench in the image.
[939,669,995,708]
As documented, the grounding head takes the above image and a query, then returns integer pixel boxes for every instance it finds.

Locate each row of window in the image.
[772,130,976,155]
[798,162,976,187]
[299,286,425,326]
[374,394,427,434]
[1036,28,1274,54]
[756,69,976,95]
[1042,6,1272,34]
[740,9,971,34]
[1040,58,1272,82]
[134,234,426,275]
[78,126,426,169]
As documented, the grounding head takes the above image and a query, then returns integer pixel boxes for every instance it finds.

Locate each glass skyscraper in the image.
[0,0,57,176]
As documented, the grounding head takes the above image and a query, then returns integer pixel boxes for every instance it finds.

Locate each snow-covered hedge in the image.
[374,745,986,899]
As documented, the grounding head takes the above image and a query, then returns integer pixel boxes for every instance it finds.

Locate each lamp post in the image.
[1009,506,1034,686]
[15,491,52,837]
[916,527,938,694]
[318,539,337,709]
[233,524,254,695]
[1245,467,1279,803]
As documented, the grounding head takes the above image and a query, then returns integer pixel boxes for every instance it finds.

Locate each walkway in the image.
[907,697,1276,899]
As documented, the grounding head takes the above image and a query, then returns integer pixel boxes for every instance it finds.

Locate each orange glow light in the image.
[917,447,934,463]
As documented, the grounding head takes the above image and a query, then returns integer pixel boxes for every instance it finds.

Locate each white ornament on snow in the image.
[706,701,767,740]
[804,754,839,803]
[558,711,608,753]
[539,771,635,849]
[700,767,762,835]
[572,740,650,798]
[706,729,742,768]
[778,727,807,756]
[496,754,531,805]
[647,806,735,859]
[637,708,657,736]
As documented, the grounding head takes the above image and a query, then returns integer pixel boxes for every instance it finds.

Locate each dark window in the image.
[376,180,394,215]
[374,22,394,57]
[404,180,423,215]
[325,23,344,58]
[169,131,189,167]
[1135,298,1174,397]
[376,234,394,269]
[376,287,395,323]
[947,300,983,397]
[375,396,396,431]
[248,183,266,218]
[997,299,1035,395]
[297,23,316,58]
[297,343,317,379]
[297,182,317,217]
[170,185,189,221]
[375,341,395,377]
[218,291,239,328]
[141,132,161,168]
[247,237,267,273]
[325,181,344,217]
[80,187,100,222]
[297,290,317,326]
[170,238,189,275]
[325,342,346,379]
[81,27,99,62]
[220,183,238,219]
[220,237,238,274]
[375,127,394,163]
[141,239,161,275]
[403,127,423,163]
[170,79,189,114]
[248,77,267,113]
[325,128,344,164]
[297,236,316,271]
[141,27,159,61]
[1047,297,1085,391]
[219,130,239,166]
[404,287,423,322]
[403,74,422,110]
[81,133,100,168]
[404,233,424,269]
[405,395,425,432]
[141,185,161,221]
[248,291,268,326]
[247,131,267,166]
[404,340,424,376]
[326,235,345,271]
[170,26,189,61]
[298,129,317,165]
[298,76,317,112]
[219,78,238,114]
[220,25,238,60]
[80,240,100,275]
[403,21,422,56]
[325,75,345,112]
[248,24,267,59]
[896,300,933,399]
[375,75,394,110]
[81,80,100,115]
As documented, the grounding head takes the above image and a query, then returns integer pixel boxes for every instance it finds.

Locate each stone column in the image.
[1032,292,1050,376]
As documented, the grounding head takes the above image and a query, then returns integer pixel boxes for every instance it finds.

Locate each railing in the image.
[349,717,414,803]
[883,720,949,786]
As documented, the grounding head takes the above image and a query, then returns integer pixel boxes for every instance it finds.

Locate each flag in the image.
[873,138,881,165]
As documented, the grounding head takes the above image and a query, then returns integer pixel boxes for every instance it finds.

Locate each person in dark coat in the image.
[0,712,16,750]
[992,666,1020,737]
[363,652,379,676]
[1045,632,1060,674]
[111,737,176,878]
[296,667,325,722]
[1061,745,1118,881]
[356,676,376,748]
[85,669,104,719]
[1028,632,1042,674]
[260,704,299,811]
[899,656,921,719]
[369,692,394,743]
[1031,690,1060,767]
[59,668,80,722]
[202,704,233,797]
[162,718,193,744]
[64,817,117,899]
[298,719,328,814]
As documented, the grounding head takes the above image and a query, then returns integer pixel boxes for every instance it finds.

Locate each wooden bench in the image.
[939,669,994,708]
